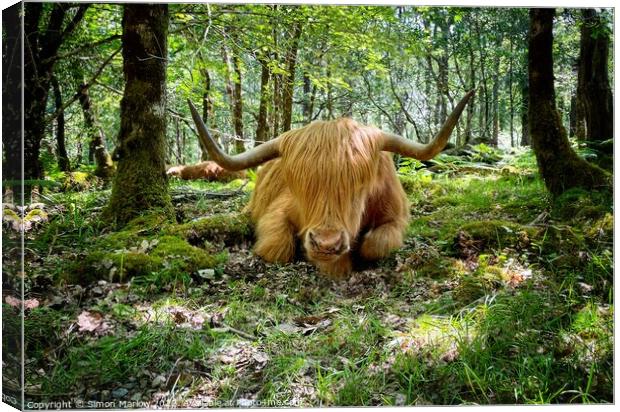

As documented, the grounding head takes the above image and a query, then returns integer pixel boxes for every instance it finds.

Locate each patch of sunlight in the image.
[387,314,478,361]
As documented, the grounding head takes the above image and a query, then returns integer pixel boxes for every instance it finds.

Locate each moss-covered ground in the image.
[2,147,613,406]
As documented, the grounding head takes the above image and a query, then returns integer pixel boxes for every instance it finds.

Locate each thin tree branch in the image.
[46,47,121,122]
[42,34,121,64]
[61,5,89,40]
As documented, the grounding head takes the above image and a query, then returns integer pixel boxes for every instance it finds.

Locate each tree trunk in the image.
[255,53,271,146]
[528,8,609,196]
[302,73,316,123]
[578,9,613,147]
[200,68,213,160]
[281,21,303,133]
[508,36,515,147]
[325,65,334,120]
[569,92,577,137]
[51,76,70,172]
[491,50,501,147]
[520,80,530,146]
[271,22,282,138]
[174,117,183,164]
[105,4,172,226]
[221,40,245,153]
[232,52,244,153]
[465,43,476,145]
[2,4,24,204]
[21,3,88,201]
[77,83,114,179]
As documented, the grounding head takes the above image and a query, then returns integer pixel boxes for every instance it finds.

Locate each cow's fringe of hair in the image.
[278,118,381,236]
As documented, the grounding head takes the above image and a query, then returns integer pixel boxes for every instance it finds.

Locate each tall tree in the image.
[200,68,214,159]
[77,82,114,179]
[528,8,608,196]
[221,36,245,153]
[2,4,23,203]
[281,20,304,133]
[255,52,272,145]
[577,9,613,149]
[105,4,172,225]
[50,76,70,172]
[20,3,88,200]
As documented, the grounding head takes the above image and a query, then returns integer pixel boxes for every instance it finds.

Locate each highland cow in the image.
[188,90,474,278]
[166,161,246,182]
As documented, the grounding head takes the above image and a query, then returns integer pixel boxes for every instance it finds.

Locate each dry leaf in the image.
[77,311,110,334]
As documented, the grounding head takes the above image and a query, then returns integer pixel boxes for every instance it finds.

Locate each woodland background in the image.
[1,3,614,407]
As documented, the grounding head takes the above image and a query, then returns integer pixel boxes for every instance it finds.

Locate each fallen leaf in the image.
[252,351,269,364]
[4,296,21,308]
[4,296,39,310]
[77,311,110,334]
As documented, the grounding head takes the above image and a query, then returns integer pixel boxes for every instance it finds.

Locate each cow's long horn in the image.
[381,89,476,161]
[188,99,280,171]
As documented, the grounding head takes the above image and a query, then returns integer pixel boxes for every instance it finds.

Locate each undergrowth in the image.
[3,147,613,406]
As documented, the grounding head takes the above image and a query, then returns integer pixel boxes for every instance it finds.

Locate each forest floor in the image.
[2,145,613,406]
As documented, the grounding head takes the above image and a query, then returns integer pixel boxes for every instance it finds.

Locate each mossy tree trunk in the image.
[105,4,172,226]
[528,8,609,196]
[77,83,114,179]
[578,9,613,148]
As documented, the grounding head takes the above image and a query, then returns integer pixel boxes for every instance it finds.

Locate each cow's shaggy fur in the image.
[167,161,246,181]
[247,118,408,278]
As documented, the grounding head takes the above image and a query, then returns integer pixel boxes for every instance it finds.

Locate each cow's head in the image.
[187,90,474,264]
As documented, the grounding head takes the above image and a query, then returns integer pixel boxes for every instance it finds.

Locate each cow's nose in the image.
[308,229,347,254]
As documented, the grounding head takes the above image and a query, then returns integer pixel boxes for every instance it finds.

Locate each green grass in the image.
[17,148,613,405]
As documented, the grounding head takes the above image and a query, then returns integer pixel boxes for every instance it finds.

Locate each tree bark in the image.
[508,35,515,147]
[528,8,609,196]
[77,83,114,179]
[51,76,70,172]
[3,4,24,204]
[491,48,501,147]
[255,53,271,146]
[578,9,613,148]
[221,39,245,153]
[281,21,303,133]
[302,73,316,124]
[520,79,530,146]
[232,51,245,153]
[105,4,173,225]
[21,3,88,201]
[465,42,476,145]
[200,68,213,159]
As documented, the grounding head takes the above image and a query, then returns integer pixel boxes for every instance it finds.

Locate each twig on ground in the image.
[219,322,255,340]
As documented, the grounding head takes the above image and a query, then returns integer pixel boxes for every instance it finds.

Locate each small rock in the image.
[276,323,301,334]
[197,269,215,279]
[112,388,128,398]
[151,375,167,388]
